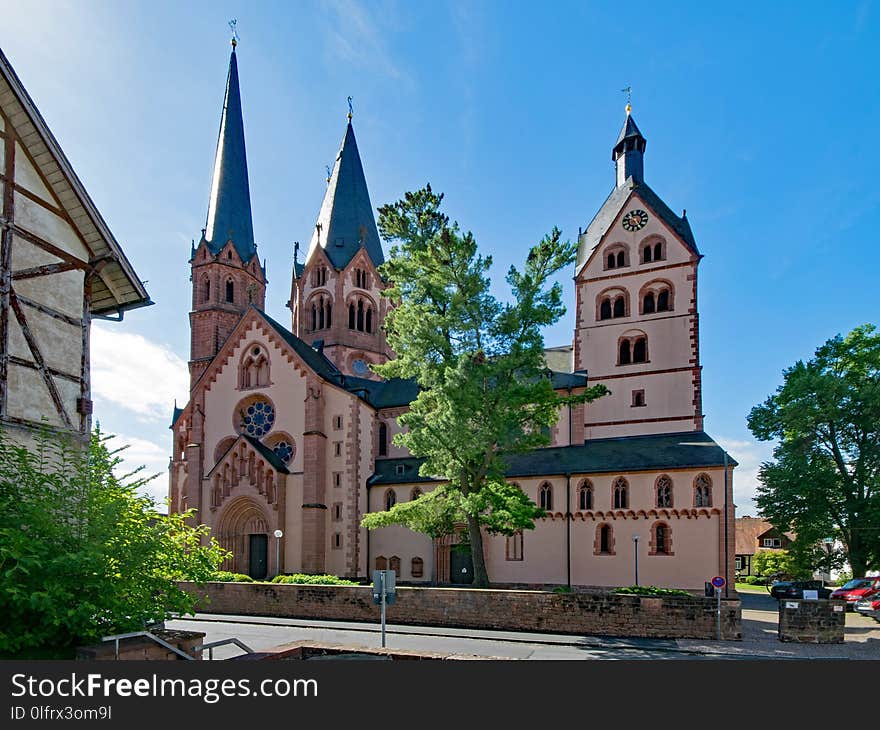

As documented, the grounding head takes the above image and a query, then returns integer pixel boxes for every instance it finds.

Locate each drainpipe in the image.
[566,472,571,589]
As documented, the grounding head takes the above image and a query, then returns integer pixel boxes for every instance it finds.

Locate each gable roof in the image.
[369,431,736,485]
[576,177,699,272]
[0,46,150,316]
[306,121,384,270]
[735,517,795,555]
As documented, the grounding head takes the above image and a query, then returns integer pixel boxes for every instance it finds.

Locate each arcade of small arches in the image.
[347,295,376,334]
[209,441,282,511]
[307,293,333,332]
[597,280,673,322]
[603,236,667,271]
[618,332,648,365]
[238,344,270,389]
[374,555,424,579]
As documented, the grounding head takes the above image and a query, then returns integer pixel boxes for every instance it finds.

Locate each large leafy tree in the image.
[747,324,880,578]
[362,186,607,587]
[0,427,228,656]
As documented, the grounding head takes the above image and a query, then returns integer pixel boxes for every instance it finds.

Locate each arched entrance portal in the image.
[216,496,273,579]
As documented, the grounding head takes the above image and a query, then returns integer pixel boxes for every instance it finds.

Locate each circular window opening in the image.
[272,440,294,464]
[241,399,275,438]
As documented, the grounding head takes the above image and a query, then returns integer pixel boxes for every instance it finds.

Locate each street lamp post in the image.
[823,537,834,586]
[632,534,640,586]
[273,529,283,577]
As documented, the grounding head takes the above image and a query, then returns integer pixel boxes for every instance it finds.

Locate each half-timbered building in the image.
[0,47,150,443]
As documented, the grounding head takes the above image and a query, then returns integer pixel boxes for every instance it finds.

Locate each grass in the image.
[735,582,769,594]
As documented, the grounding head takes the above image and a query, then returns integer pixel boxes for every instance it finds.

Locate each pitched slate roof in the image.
[0,47,151,316]
[242,434,290,474]
[204,48,257,263]
[258,308,344,385]
[576,177,699,271]
[368,431,736,485]
[170,405,184,429]
[614,113,645,149]
[306,121,384,270]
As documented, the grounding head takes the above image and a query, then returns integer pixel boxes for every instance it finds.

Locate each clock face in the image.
[622,209,649,232]
[352,358,369,375]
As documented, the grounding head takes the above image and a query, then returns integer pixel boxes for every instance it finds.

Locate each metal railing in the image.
[101,631,196,660]
[193,638,254,661]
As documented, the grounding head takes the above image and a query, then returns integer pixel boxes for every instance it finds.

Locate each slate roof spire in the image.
[306,115,384,269]
[203,42,257,262]
[612,105,647,188]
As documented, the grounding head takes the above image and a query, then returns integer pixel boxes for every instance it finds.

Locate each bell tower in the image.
[289,112,390,378]
[189,39,266,388]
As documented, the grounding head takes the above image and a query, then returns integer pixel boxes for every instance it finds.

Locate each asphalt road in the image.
[166,614,729,661]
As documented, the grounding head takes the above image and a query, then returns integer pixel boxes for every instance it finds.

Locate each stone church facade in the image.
[168,45,736,591]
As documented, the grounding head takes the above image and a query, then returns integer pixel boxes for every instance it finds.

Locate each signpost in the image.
[372,570,396,648]
[711,575,726,640]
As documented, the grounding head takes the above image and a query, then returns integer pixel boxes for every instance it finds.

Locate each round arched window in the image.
[273,440,294,464]
[242,400,275,438]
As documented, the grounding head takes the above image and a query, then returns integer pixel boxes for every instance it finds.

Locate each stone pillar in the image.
[778,600,845,643]
[301,377,327,574]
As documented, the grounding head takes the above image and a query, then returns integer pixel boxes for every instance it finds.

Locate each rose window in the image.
[273,440,294,464]
[241,400,275,438]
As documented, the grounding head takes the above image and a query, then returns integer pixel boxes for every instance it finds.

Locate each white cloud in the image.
[107,433,170,507]
[90,325,188,423]
[321,0,408,83]
[715,436,776,517]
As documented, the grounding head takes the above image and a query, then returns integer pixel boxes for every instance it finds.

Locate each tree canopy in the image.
[361,186,608,586]
[0,427,228,656]
[747,324,880,578]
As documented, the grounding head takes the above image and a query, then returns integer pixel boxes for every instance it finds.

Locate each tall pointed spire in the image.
[204,42,256,261]
[612,106,647,188]
[307,116,384,269]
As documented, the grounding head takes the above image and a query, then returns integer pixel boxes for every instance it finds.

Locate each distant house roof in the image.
[0,46,151,316]
[368,431,736,486]
[735,516,795,556]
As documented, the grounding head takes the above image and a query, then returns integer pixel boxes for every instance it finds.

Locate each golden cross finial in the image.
[229,19,239,48]
[621,85,632,114]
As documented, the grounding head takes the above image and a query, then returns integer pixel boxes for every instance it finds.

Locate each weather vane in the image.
[325,164,332,183]
[229,19,239,48]
[347,95,353,121]
[621,85,632,113]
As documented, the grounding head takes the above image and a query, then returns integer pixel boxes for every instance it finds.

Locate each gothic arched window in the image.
[365,307,373,334]
[384,489,397,511]
[656,475,673,508]
[643,244,653,263]
[225,279,234,303]
[539,482,553,511]
[654,241,663,261]
[657,289,670,312]
[616,251,625,268]
[349,303,355,329]
[619,339,632,365]
[694,473,713,507]
[600,299,612,320]
[597,523,614,555]
[643,292,656,314]
[651,521,672,555]
[578,479,593,510]
[607,253,615,269]
[613,477,629,509]
[204,277,211,303]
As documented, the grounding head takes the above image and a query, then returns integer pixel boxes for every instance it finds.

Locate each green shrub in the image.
[552,585,573,594]
[211,571,254,583]
[743,575,765,585]
[270,573,358,586]
[0,428,228,657]
[612,585,692,597]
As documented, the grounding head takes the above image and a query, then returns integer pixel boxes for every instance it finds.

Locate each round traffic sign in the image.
[711,576,726,588]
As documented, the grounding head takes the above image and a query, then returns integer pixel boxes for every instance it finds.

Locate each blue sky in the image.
[2,1,877,512]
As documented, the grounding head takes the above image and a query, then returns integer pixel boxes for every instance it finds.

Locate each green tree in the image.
[0,427,228,656]
[747,324,880,578]
[751,549,803,579]
[362,186,608,587]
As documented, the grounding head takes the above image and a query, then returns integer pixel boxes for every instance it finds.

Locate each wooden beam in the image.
[0,132,14,417]
[80,283,91,433]
[15,292,81,328]
[6,222,89,270]
[9,288,73,428]
[11,261,78,280]
[7,355,81,383]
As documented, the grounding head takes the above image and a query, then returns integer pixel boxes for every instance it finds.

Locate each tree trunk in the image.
[466,513,489,588]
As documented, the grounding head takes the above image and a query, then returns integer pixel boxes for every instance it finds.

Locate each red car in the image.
[830,577,880,609]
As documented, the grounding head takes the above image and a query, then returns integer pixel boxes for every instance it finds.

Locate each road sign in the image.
[372,570,396,605]
[711,575,726,589]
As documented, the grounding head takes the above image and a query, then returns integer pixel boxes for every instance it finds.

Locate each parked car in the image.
[854,594,880,623]
[769,580,833,600]
[830,577,880,610]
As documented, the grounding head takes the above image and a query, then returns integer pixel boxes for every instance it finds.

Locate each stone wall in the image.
[777,599,845,643]
[181,582,741,640]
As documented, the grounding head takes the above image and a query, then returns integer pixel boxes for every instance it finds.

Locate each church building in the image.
[168,43,736,591]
